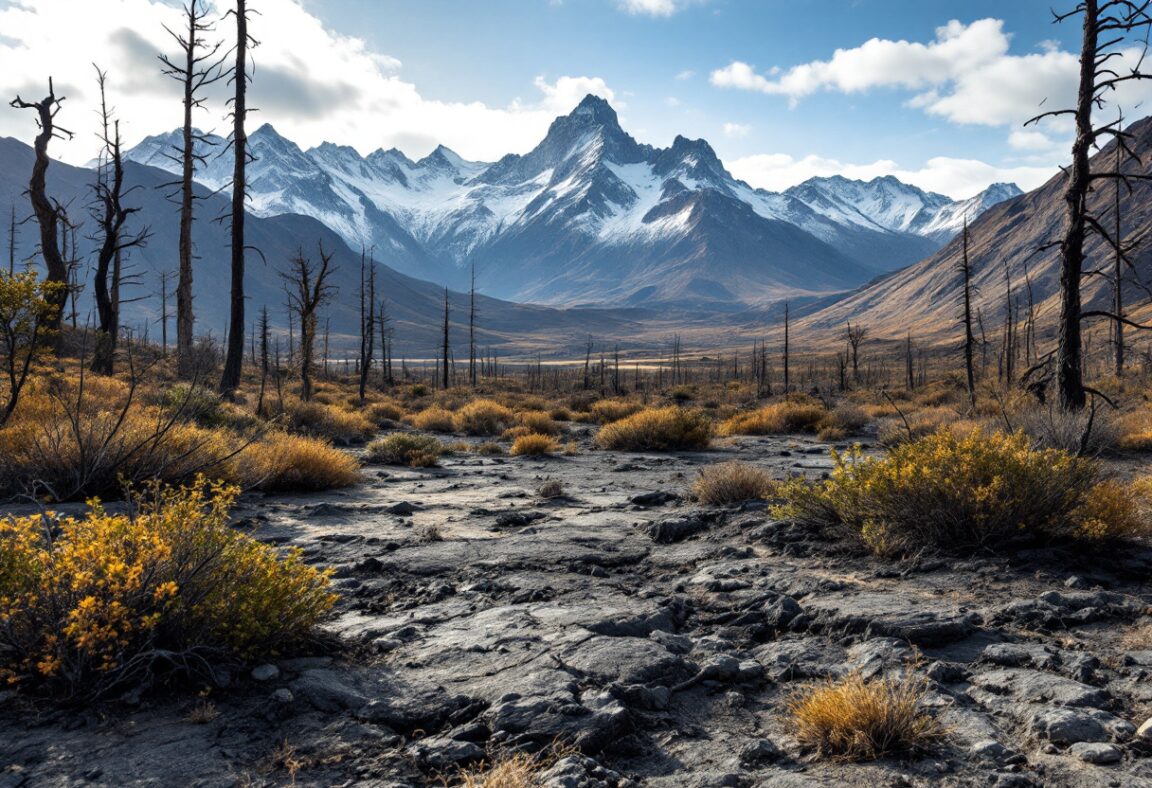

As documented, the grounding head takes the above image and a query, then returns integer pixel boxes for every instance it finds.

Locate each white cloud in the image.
[1008,128,1061,151]
[722,122,751,138]
[675,69,695,81]
[0,0,617,165]
[728,151,1058,199]
[710,18,1152,128]
[617,0,706,17]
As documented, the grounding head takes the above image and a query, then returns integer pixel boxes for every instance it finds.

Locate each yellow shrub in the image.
[409,406,456,433]
[773,430,1123,556]
[366,400,406,425]
[596,406,711,451]
[589,398,642,424]
[0,478,336,698]
[281,399,374,444]
[237,433,361,492]
[454,399,515,436]
[787,673,944,761]
[510,433,559,456]
[692,461,775,505]
[720,400,826,436]
[517,410,561,436]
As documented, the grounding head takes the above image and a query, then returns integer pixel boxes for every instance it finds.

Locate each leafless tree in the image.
[357,247,376,402]
[220,0,259,395]
[845,322,866,384]
[160,0,226,379]
[9,78,72,329]
[959,218,977,408]
[782,302,791,393]
[441,287,450,389]
[1025,0,1152,408]
[90,67,149,376]
[282,244,335,401]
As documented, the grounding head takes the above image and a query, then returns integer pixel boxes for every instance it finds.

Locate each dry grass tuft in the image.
[237,433,361,492]
[596,406,711,451]
[454,399,516,436]
[366,400,407,425]
[720,400,826,436]
[589,398,643,424]
[518,410,561,436]
[458,752,542,788]
[538,480,565,499]
[410,406,457,433]
[787,672,945,761]
[280,399,374,444]
[692,461,776,505]
[510,433,559,456]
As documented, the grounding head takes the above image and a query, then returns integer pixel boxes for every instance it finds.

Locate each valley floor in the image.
[2,430,1152,787]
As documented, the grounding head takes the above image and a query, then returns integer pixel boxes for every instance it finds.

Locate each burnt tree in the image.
[282,245,335,402]
[9,78,72,329]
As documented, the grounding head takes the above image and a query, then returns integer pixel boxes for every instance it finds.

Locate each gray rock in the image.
[630,491,678,507]
[1029,709,1109,745]
[250,664,280,682]
[386,501,420,515]
[803,591,978,646]
[562,636,690,685]
[1137,717,1152,742]
[406,736,485,769]
[644,511,716,543]
[587,607,677,638]
[970,669,1110,708]
[1069,742,1122,764]
[289,669,367,712]
[981,643,1060,671]
[539,755,625,788]
[738,738,783,765]
[969,740,1008,761]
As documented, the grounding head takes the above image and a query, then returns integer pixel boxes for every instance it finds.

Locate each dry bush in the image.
[280,399,374,445]
[409,406,456,433]
[510,433,559,456]
[454,399,516,436]
[787,672,944,761]
[415,523,443,542]
[549,406,572,422]
[408,451,441,468]
[0,479,336,699]
[518,410,561,436]
[475,442,504,456]
[876,407,973,446]
[1008,401,1119,455]
[774,429,1140,556]
[458,744,577,788]
[365,400,406,425]
[364,433,444,465]
[692,461,775,505]
[720,399,826,436]
[538,480,565,498]
[1118,408,1152,451]
[237,433,361,492]
[596,406,711,451]
[589,398,643,424]
[501,425,534,441]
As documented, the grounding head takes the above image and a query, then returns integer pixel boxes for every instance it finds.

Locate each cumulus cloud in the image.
[617,0,706,17]
[722,122,751,137]
[710,17,1152,129]
[0,0,616,164]
[728,151,1057,199]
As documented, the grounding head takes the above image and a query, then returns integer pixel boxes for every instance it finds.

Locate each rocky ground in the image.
[2,427,1152,787]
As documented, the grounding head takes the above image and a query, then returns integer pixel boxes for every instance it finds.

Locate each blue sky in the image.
[1,0,1144,197]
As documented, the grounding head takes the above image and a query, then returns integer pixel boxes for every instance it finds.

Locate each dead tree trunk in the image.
[9,78,72,330]
[357,247,375,402]
[960,219,977,408]
[220,0,257,395]
[441,287,450,390]
[162,1,224,379]
[283,244,335,402]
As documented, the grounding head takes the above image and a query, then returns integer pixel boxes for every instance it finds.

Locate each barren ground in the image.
[2,426,1152,787]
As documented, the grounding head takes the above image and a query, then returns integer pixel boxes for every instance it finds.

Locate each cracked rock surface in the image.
[2,433,1152,786]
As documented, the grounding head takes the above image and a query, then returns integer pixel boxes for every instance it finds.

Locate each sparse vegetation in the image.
[409,405,456,433]
[454,399,516,436]
[787,672,945,761]
[510,433,559,456]
[0,478,336,699]
[589,398,642,424]
[692,460,776,505]
[538,480,565,498]
[237,433,361,492]
[597,406,711,451]
[365,432,444,465]
[774,429,1145,556]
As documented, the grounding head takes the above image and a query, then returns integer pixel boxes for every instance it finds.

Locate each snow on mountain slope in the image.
[125,95,1019,307]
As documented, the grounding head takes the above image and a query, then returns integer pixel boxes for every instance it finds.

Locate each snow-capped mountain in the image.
[125,95,1020,307]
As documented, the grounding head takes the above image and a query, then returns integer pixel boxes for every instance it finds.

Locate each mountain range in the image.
[125,95,1021,309]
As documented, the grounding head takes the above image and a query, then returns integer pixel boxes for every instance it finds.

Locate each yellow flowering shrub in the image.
[0,478,336,698]
[772,429,1139,556]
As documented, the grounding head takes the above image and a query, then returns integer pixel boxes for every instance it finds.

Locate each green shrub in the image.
[365,433,444,465]
[596,406,711,451]
[773,429,1136,556]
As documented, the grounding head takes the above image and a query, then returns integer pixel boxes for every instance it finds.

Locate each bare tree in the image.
[959,218,977,408]
[157,269,174,355]
[220,0,259,395]
[357,247,376,402]
[160,0,225,379]
[89,67,148,375]
[282,244,335,401]
[468,262,477,388]
[441,287,450,390]
[9,78,72,330]
[782,301,791,393]
[845,322,866,385]
[7,204,17,276]
[256,304,270,415]
[1026,0,1152,408]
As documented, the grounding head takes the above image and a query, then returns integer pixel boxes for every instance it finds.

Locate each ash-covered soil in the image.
[3,429,1152,787]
